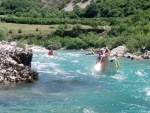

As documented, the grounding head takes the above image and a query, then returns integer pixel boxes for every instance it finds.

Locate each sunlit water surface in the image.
[0,50,150,113]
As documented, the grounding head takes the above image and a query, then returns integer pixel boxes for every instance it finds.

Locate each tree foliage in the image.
[0,0,150,52]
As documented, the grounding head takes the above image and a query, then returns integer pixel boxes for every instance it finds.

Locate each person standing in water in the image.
[96,49,103,63]
[100,47,110,63]
[48,48,55,55]
[96,47,110,64]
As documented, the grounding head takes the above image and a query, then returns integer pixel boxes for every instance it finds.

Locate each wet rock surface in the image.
[0,41,38,85]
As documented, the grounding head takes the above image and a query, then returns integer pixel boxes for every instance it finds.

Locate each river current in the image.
[0,50,150,113]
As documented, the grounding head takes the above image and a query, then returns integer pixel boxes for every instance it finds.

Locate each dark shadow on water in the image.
[33,79,88,93]
[0,81,38,89]
[0,83,17,89]
[52,79,86,85]
[102,72,118,76]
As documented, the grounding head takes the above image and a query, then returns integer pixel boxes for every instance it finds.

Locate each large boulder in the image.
[110,45,127,57]
[110,45,144,60]
[0,41,38,85]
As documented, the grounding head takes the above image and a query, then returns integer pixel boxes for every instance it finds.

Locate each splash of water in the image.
[94,62,101,71]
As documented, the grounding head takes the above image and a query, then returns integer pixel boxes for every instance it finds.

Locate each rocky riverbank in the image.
[110,45,150,60]
[86,45,150,60]
[0,41,38,86]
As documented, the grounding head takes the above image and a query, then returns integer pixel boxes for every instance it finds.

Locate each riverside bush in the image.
[18,29,22,33]
[0,29,6,41]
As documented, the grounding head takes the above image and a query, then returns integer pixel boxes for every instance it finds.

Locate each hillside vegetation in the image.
[0,0,150,53]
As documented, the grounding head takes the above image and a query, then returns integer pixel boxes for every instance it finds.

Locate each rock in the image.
[28,45,48,53]
[0,41,38,85]
[110,45,127,57]
[141,51,150,59]
[110,45,147,60]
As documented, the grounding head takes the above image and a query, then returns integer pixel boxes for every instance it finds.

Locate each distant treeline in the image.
[0,16,108,26]
[0,0,149,19]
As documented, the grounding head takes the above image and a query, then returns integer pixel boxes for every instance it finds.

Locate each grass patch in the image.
[0,23,58,37]
[0,23,92,38]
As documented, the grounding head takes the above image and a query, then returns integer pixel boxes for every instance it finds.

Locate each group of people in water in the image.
[96,47,110,64]
[48,47,111,65]
[48,47,119,72]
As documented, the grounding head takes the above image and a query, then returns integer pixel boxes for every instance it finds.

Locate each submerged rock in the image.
[0,41,38,85]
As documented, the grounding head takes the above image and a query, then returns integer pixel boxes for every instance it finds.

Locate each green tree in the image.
[73,5,84,17]
[54,25,65,36]
[72,24,82,37]
[85,3,99,18]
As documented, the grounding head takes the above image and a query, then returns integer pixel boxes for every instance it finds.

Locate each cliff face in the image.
[0,41,38,85]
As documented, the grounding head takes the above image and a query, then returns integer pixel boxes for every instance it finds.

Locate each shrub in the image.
[9,29,13,34]
[0,29,6,41]
[54,25,65,36]
[72,24,82,37]
[64,23,68,29]
[16,41,25,48]
[36,28,38,31]
[18,29,22,33]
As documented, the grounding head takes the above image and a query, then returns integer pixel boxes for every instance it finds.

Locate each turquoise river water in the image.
[0,50,150,113]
